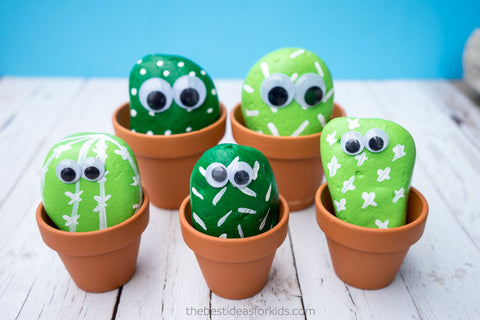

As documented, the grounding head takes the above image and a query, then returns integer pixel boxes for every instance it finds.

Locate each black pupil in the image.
[304,86,324,106]
[147,91,167,110]
[180,88,200,107]
[345,139,361,154]
[368,136,384,151]
[61,167,76,182]
[84,166,100,180]
[234,170,250,185]
[212,166,227,182]
[268,86,288,106]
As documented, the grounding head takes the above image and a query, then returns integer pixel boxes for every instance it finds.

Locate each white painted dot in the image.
[131,129,136,133]
[136,59,142,64]
[189,71,196,77]
[130,88,137,96]
[211,89,217,95]
[163,70,170,77]
[149,111,155,117]
[200,70,206,75]
[130,109,137,117]
[186,127,192,132]
[164,130,172,136]
[156,60,164,67]
[140,68,147,75]
[177,61,185,67]
[207,108,213,114]
[146,130,153,135]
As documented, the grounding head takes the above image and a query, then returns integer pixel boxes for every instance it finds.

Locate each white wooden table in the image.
[1,78,479,319]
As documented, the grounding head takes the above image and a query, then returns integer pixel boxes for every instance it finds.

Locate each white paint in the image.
[200,70,206,75]
[334,198,346,212]
[164,130,172,135]
[212,186,227,206]
[146,130,153,135]
[189,71,196,77]
[177,61,185,67]
[239,187,257,197]
[361,192,378,209]
[377,167,391,182]
[322,88,334,102]
[156,60,164,67]
[130,109,137,117]
[375,219,390,229]
[207,108,213,114]
[392,144,406,161]
[393,187,405,203]
[130,88,137,96]
[260,62,270,78]
[347,118,360,129]
[243,84,254,93]
[355,152,368,166]
[252,161,259,180]
[186,127,192,132]
[238,208,256,214]
[317,114,326,127]
[237,224,244,238]
[245,110,259,117]
[290,73,299,82]
[140,68,147,75]
[211,89,217,95]
[326,131,337,146]
[149,111,155,117]
[219,233,227,238]
[267,122,280,136]
[327,156,341,177]
[259,208,270,230]
[192,212,207,230]
[291,120,309,137]
[199,166,206,177]
[341,175,356,193]
[314,61,324,77]
[163,70,170,77]
[270,106,278,113]
[265,184,272,202]
[290,49,305,58]
[191,187,204,200]
[217,210,232,227]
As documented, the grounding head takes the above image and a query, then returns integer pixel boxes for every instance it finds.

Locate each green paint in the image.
[241,48,334,136]
[190,144,279,238]
[320,118,416,228]
[129,54,220,135]
[41,133,142,232]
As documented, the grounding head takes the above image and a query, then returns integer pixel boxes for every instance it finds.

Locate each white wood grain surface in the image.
[0,78,479,320]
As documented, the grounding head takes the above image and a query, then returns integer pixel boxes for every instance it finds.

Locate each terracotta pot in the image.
[179,195,289,300]
[315,183,428,289]
[36,190,150,293]
[231,103,346,211]
[112,103,226,209]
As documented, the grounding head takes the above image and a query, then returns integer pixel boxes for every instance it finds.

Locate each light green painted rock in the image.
[190,144,279,238]
[241,48,334,136]
[320,117,416,228]
[129,54,220,135]
[41,133,142,232]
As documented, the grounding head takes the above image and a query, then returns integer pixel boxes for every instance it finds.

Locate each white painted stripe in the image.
[252,161,259,180]
[291,120,309,137]
[217,210,232,227]
[314,61,324,77]
[259,208,270,230]
[238,224,244,238]
[238,208,256,214]
[212,186,227,206]
[322,88,334,102]
[317,114,326,127]
[239,187,257,197]
[191,187,204,200]
[199,166,206,177]
[243,84,254,93]
[245,110,259,117]
[219,233,227,238]
[290,72,299,82]
[260,62,270,78]
[267,122,280,136]
[193,212,207,230]
[265,184,272,202]
[270,106,278,113]
[289,49,305,58]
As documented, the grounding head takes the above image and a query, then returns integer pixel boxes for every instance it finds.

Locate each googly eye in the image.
[364,128,389,153]
[294,73,326,108]
[205,162,228,188]
[56,159,81,184]
[138,78,173,113]
[340,131,365,155]
[260,73,295,109]
[81,157,105,181]
[228,161,253,189]
[172,75,207,110]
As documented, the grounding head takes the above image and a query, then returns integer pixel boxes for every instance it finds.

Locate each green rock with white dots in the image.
[41,132,143,232]
[190,144,279,238]
[129,54,220,135]
[241,48,334,136]
[320,117,416,228]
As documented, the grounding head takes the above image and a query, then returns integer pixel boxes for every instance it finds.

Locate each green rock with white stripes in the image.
[320,117,416,228]
[190,144,279,238]
[41,132,142,232]
[241,47,334,136]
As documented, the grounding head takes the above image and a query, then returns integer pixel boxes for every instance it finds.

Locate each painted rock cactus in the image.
[241,48,334,136]
[129,54,220,135]
[320,117,416,228]
[41,133,142,232]
[190,144,279,238]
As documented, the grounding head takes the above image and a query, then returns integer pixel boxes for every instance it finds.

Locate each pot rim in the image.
[179,194,289,262]
[36,188,150,256]
[315,182,429,252]
[112,102,227,158]
[230,103,346,159]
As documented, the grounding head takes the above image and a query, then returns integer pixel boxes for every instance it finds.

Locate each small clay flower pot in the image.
[36,190,150,293]
[315,183,428,290]
[112,103,226,209]
[179,195,289,300]
[231,103,346,211]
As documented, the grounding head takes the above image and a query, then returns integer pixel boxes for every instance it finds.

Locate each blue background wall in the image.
[0,0,478,79]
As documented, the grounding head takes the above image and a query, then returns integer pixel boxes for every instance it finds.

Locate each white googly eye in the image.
[260,73,295,109]
[138,78,173,113]
[340,131,365,155]
[81,157,105,182]
[56,159,81,184]
[294,73,326,108]
[205,162,228,188]
[228,161,253,189]
[172,75,207,110]
[364,128,389,153]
